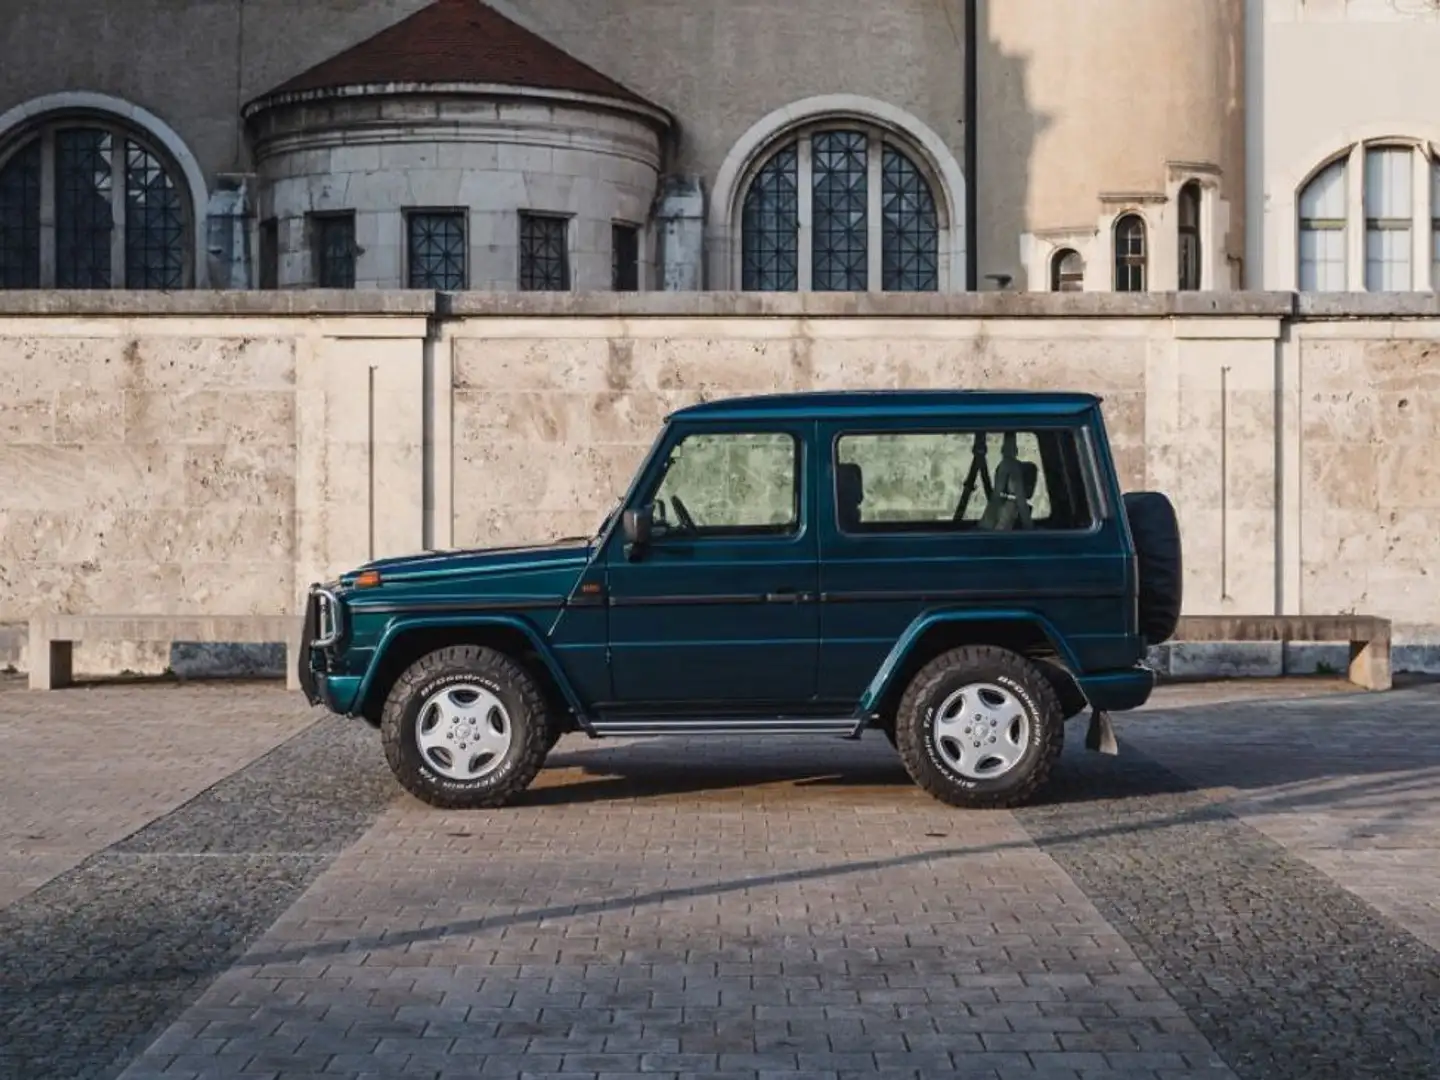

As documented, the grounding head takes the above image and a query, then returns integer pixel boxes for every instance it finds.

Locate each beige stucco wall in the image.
[0,291,1436,674]
[1251,0,1440,289]
[983,0,1246,292]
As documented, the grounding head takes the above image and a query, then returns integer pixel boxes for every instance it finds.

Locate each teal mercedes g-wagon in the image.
[298,390,1182,810]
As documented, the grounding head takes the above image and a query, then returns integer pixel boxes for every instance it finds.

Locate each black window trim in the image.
[826,421,1103,539]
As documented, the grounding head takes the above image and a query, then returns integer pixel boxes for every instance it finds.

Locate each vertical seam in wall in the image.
[421,316,436,552]
[367,363,376,561]
[1220,363,1229,602]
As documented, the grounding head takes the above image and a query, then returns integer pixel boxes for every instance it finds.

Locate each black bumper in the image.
[297,589,320,705]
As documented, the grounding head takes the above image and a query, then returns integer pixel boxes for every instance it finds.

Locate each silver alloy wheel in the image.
[932,682,1032,779]
[415,684,513,781]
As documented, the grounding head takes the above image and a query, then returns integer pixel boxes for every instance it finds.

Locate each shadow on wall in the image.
[976,0,1051,291]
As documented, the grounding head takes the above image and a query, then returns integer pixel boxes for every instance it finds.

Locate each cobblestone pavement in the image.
[0,676,1437,1080]
[0,676,315,909]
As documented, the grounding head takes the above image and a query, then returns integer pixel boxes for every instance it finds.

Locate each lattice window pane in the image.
[1114,215,1146,292]
[124,140,185,290]
[612,223,639,291]
[881,145,938,292]
[741,143,799,291]
[1364,147,1412,291]
[55,128,114,288]
[0,139,41,288]
[407,211,466,290]
[1366,226,1412,291]
[519,213,569,290]
[1299,227,1347,291]
[812,131,868,291]
[1051,249,1083,292]
[315,214,356,288]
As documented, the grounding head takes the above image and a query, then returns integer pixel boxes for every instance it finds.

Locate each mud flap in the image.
[1085,708,1119,755]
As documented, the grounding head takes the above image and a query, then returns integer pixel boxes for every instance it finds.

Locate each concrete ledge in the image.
[29,614,304,692]
[0,290,438,317]
[1295,291,1440,319]
[1166,614,1393,691]
[438,290,1299,319]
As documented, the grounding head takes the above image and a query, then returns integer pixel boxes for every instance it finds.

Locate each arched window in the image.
[1050,248,1083,292]
[740,123,941,292]
[1297,158,1348,291]
[1178,181,1202,291]
[1113,214,1147,292]
[0,116,191,289]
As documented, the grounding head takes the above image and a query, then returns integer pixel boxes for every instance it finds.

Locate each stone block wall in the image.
[0,290,1437,677]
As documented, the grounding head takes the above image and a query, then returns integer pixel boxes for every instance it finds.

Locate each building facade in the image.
[1,0,1435,295]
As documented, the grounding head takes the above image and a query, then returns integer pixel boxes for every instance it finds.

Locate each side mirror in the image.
[622,505,652,559]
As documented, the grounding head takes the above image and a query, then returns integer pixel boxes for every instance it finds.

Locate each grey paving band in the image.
[1016,734,1440,1080]
[0,716,396,1080]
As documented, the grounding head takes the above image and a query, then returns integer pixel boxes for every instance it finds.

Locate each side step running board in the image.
[590,717,859,737]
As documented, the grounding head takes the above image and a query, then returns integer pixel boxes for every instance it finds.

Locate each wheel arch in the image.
[861,610,1089,724]
[354,616,585,729]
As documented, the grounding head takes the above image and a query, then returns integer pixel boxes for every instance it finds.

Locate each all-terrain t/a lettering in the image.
[298,390,1183,809]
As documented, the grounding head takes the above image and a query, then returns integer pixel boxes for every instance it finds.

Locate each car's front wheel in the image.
[380,645,552,809]
[894,645,1063,809]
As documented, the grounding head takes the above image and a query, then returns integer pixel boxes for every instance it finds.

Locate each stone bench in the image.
[1170,614,1392,691]
[28,614,305,692]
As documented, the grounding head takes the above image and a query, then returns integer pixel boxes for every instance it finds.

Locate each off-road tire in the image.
[1123,490,1183,645]
[894,645,1064,809]
[380,645,552,809]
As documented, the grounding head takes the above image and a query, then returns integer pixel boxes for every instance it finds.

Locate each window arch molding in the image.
[0,92,208,288]
[708,95,967,291]
[1279,123,1440,291]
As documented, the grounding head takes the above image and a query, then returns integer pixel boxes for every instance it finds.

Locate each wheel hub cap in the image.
[415,684,512,781]
[933,682,1031,779]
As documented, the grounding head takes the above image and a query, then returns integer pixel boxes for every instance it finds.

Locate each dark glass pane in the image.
[316,214,356,288]
[1052,249,1083,292]
[741,143,798,291]
[519,213,569,291]
[881,145,938,292]
[612,223,639,291]
[1114,215,1146,292]
[0,139,41,289]
[1178,183,1201,291]
[56,128,114,288]
[124,140,185,289]
[408,211,466,289]
[812,131,868,291]
[259,219,278,290]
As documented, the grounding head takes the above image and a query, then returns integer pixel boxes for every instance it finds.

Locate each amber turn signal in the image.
[354,569,382,588]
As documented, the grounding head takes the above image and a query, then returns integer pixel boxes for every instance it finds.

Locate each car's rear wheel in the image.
[380,645,551,809]
[894,645,1063,809]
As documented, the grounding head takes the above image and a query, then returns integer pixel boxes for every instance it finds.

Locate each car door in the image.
[603,419,820,711]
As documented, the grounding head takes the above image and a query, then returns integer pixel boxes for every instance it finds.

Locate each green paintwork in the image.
[298,389,1155,730]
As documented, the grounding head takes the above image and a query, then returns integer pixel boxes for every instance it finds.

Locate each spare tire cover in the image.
[1122,491,1183,644]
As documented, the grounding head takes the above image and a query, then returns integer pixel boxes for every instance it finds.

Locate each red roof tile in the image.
[259,0,661,111]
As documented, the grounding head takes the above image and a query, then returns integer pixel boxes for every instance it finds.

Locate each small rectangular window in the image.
[311,212,356,288]
[406,209,467,290]
[1364,146,1412,291]
[834,427,1094,534]
[649,431,799,537]
[520,212,570,290]
[258,218,278,290]
[612,222,639,291]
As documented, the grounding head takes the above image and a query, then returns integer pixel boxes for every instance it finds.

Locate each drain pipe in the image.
[964,0,978,291]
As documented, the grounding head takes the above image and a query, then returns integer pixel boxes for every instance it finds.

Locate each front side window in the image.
[648,431,799,537]
[834,427,1093,533]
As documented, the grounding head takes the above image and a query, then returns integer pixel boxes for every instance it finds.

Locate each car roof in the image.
[668,389,1102,423]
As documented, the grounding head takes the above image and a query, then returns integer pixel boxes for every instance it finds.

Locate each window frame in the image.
[641,428,804,542]
[404,207,468,290]
[1113,213,1148,292]
[519,210,572,292]
[1177,181,1202,291]
[1050,248,1084,292]
[0,116,194,290]
[611,220,640,291]
[827,422,1102,539]
[735,119,945,294]
[1363,144,1413,291]
[310,210,358,289]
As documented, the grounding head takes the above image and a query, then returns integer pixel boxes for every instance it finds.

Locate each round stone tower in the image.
[977,0,1246,292]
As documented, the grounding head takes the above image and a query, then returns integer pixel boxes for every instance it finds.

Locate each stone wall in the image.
[1,290,1437,677]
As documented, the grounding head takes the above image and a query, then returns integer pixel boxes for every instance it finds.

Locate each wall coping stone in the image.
[5,289,1440,321]
[0,290,438,317]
